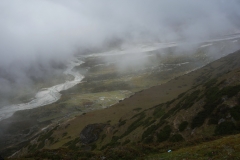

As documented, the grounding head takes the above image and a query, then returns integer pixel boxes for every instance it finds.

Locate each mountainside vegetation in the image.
[4,49,240,160]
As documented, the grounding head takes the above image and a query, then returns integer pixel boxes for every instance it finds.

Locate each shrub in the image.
[205,87,220,102]
[157,125,172,142]
[161,105,179,120]
[49,137,55,144]
[105,147,140,160]
[221,85,240,98]
[191,98,222,129]
[153,107,165,118]
[230,105,240,121]
[169,134,184,142]
[112,136,119,142]
[62,132,68,137]
[121,112,145,138]
[145,119,156,128]
[131,111,146,119]
[38,130,54,142]
[177,92,186,99]
[133,108,142,112]
[181,90,200,109]
[204,78,217,89]
[118,120,126,127]
[91,144,97,150]
[101,134,106,141]
[37,141,45,149]
[122,139,131,145]
[208,117,218,125]
[143,135,154,144]
[28,144,37,152]
[64,138,80,150]
[179,121,188,131]
[215,121,236,135]
[113,130,118,134]
[142,121,165,140]
[191,110,208,129]
[142,125,157,140]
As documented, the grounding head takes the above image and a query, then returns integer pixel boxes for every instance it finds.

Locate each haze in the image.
[0,0,240,106]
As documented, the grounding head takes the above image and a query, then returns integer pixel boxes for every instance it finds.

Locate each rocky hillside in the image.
[4,49,240,160]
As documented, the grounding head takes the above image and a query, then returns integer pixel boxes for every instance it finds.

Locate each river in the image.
[0,57,84,121]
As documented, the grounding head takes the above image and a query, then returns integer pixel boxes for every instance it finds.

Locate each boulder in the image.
[80,123,106,144]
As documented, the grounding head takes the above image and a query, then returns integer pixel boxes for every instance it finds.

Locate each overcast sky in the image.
[0,0,240,105]
[1,0,240,66]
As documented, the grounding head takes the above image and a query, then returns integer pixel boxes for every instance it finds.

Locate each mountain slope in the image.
[7,49,240,159]
[146,133,240,160]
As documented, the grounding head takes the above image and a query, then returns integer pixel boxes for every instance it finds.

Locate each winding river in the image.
[0,57,84,121]
[0,33,240,121]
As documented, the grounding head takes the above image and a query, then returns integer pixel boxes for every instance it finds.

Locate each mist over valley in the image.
[1,1,240,159]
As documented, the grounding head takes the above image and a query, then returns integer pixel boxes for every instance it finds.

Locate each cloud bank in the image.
[0,0,240,105]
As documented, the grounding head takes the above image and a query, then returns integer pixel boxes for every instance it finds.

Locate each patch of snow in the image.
[99,97,105,101]
[200,43,213,48]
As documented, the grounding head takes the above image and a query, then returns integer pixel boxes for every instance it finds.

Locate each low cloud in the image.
[0,0,240,106]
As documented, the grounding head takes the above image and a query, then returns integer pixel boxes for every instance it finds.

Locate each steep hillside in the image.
[6,49,240,159]
[145,133,240,160]
[3,40,239,158]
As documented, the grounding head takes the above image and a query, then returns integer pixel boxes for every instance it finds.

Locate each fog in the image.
[0,0,240,106]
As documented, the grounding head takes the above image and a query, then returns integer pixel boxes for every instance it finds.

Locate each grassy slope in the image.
[9,134,240,160]
[47,49,240,149]
[2,41,240,158]
[9,49,240,160]
[145,133,240,160]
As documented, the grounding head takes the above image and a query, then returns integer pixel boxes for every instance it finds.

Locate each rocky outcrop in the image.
[80,123,107,144]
